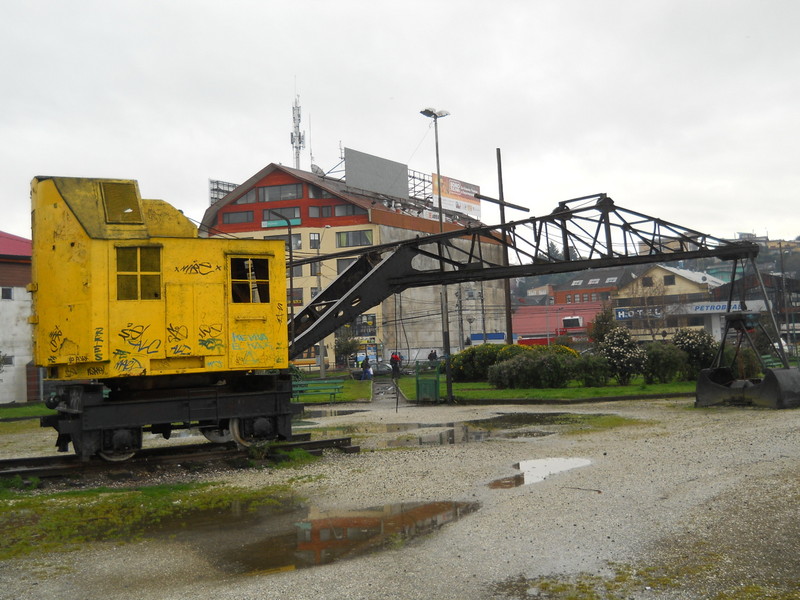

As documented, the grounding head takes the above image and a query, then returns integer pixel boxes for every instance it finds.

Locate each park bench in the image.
[760,354,784,369]
[291,378,345,402]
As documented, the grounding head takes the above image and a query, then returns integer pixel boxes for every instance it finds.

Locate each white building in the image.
[0,231,33,404]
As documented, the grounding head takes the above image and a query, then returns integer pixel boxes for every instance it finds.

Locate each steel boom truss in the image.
[289,193,759,358]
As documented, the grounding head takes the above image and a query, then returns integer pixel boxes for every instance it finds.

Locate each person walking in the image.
[390,352,401,379]
[360,357,372,380]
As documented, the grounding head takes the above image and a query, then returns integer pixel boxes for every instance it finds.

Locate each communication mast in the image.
[290,96,305,170]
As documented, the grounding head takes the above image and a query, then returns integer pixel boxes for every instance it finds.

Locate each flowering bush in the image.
[598,327,646,385]
[672,328,718,380]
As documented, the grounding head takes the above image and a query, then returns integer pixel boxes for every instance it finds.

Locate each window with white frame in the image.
[336,230,372,248]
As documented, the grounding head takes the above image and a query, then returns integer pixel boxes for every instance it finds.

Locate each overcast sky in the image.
[2,0,799,243]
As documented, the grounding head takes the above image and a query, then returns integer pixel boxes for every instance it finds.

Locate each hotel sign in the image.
[615,307,663,320]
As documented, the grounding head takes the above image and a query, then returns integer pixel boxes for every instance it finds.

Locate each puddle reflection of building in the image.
[295,501,478,566]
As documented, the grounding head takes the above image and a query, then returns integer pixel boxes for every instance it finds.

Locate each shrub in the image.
[487,352,575,389]
[574,354,610,387]
[721,346,761,379]
[642,342,688,384]
[672,329,718,380]
[598,327,646,386]
[450,344,504,381]
[547,344,580,358]
[496,344,531,363]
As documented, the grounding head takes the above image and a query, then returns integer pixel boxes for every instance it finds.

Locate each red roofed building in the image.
[201,157,506,365]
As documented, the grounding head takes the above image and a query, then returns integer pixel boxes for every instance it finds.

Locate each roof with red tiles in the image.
[0,230,31,257]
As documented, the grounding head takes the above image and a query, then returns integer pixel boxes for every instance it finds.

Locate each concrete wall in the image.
[377,225,507,362]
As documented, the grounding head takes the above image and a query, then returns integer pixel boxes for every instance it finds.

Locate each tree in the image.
[334,329,361,368]
[588,305,616,345]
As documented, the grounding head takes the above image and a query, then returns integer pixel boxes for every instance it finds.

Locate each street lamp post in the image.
[420,107,453,402]
[779,241,791,356]
[316,225,331,376]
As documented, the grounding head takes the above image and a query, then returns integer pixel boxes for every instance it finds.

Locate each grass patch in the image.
[0,419,42,436]
[0,403,55,420]
[291,378,372,404]
[397,376,695,402]
[0,481,298,559]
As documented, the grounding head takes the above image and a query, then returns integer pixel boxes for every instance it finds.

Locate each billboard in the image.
[345,148,408,199]
[432,175,481,220]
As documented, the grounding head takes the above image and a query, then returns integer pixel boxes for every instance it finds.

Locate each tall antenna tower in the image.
[290,95,305,170]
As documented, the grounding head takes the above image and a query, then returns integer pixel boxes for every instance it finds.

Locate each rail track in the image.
[0,434,359,481]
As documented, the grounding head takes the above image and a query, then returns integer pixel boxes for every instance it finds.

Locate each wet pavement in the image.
[293,408,613,449]
[152,498,479,576]
[488,457,592,489]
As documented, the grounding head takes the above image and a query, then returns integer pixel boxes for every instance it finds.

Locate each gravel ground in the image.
[1,391,799,599]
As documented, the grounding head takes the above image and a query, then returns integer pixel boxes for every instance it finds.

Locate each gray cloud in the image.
[2,0,798,241]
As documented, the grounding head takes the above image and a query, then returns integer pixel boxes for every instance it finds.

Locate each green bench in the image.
[292,379,345,402]
[761,355,787,369]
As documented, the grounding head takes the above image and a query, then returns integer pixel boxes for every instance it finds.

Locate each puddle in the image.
[384,423,490,447]
[296,412,584,448]
[155,500,478,575]
[488,457,591,489]
[300,409,369,418]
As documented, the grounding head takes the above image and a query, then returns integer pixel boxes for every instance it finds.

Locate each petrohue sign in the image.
[687,300,768,313]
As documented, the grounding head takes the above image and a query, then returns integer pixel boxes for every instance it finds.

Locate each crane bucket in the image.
[696,366,800,409]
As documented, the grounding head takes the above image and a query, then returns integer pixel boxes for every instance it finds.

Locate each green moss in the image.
[492,557,799,599]
[0,475,41,497]
[560,414,651,435]
[270,448,320,469]
[0,481,297,559]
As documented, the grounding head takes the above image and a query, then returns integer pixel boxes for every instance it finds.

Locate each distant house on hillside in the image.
[553,267,635,306]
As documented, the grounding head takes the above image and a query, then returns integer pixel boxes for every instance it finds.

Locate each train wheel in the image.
[98,450,136,462]
[230,417,277,448]
[201,427,233,444]
[229,418,251,448]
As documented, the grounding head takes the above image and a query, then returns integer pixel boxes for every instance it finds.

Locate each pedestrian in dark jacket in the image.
[360,357,372,380]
